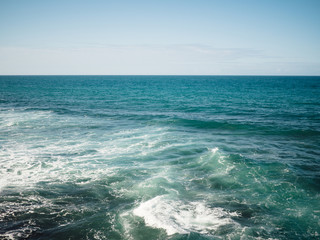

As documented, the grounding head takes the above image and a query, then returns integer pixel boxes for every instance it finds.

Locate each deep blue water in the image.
[0,75,319,239]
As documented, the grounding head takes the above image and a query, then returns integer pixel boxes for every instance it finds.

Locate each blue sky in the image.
[0,0,319,75]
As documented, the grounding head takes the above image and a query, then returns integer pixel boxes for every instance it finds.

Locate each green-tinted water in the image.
[0,76,319,239]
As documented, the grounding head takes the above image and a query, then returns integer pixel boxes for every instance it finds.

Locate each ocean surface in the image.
[0,75,319,240]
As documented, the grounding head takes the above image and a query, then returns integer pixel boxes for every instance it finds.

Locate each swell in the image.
[163,117,320,137]
[10,107,320,138]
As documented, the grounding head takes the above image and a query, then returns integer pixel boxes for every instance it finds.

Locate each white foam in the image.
[0,114,170,192]
[0,139,119,191]
[98,126,170,158]
[0,109,52,129]
[133,195,239,236]
[211,147,219,154]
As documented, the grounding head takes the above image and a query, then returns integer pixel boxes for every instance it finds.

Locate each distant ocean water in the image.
[0,75,319,240]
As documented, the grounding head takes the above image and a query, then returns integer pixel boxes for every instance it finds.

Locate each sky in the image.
[0,0,319,75]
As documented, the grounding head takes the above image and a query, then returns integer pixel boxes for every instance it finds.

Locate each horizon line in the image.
[1,74,320,77]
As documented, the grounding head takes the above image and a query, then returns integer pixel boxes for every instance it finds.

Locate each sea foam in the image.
[133,195,239,236]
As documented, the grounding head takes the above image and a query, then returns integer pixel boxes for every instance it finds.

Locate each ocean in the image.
[0,75,319,239]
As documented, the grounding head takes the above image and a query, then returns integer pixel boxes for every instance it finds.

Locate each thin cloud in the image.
[1,45,318,75]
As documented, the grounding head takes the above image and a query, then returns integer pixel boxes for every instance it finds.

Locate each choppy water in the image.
[0,75,319,239]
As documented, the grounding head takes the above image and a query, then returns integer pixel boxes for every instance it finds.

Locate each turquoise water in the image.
[0,75,319,239]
